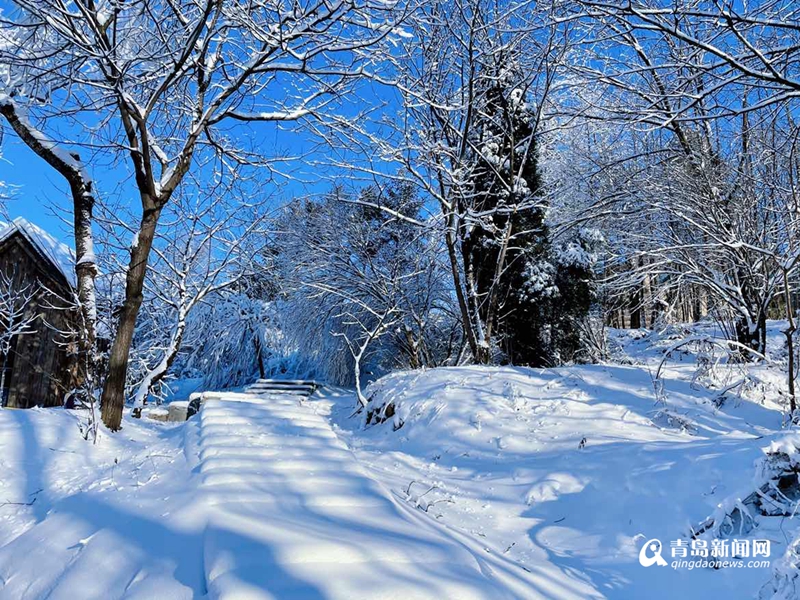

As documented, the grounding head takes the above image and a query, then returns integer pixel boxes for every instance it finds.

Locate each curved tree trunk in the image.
[101,208,161,430]
[133,307,188,407]
[0,98,99,383]
[444,213,481,362]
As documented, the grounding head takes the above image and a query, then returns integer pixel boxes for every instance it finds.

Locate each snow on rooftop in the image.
[0,217,76,287]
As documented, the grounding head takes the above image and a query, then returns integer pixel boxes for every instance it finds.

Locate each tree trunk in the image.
[482,219,514,358]
[787,328,796,417]
[783,269,798,417]
[734,312,767,361]
[698,288,709,319]
[642,270,654,327]
[461,232,491,364]
[402,326,422,369]
[0,99,98,378]
[101,208,161,430]
[73,191,98,358]
[629,287,643,329]
[254,335,266,379]
[444,214,481,362]
[354,351,366,408]
[0,355,6,406]
[464,261,490,364]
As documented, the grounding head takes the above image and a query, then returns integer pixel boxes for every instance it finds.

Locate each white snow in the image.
[0,408,203,599]
[0,217,76,287]
[0,323,798,598]
[198,391,564,599]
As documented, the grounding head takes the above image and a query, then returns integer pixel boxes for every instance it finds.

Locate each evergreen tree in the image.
[464,63,595,366]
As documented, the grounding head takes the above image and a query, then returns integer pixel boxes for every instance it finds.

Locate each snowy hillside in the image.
[322,326,798,599]
[0,325,798,598]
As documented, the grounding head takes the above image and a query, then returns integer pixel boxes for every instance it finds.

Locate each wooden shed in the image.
[0,218,80,408]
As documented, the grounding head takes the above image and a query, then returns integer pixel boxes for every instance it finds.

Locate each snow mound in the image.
[363,364,779,451]
[326,363,788,598]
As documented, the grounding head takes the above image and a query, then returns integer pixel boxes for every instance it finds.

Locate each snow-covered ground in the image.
[0,409,204,598]
[198,392,571,599]
[325,365,785,599]
[0,324,798,598]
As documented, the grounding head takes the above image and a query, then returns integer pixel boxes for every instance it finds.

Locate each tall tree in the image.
[1,0,402,430]
[463,60,594,365]
[463,66,548,364]
[325,0,572,363]
[274,183,449,401]
[0,98,99,393]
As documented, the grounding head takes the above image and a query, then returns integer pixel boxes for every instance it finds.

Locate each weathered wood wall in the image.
[0,233,79,408]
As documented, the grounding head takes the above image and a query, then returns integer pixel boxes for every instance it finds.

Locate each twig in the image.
[1,488,43,507]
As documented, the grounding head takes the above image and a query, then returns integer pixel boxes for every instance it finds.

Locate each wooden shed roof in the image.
[0,218,76,288]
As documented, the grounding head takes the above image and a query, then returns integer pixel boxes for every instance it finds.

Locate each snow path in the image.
[197,391,595,599]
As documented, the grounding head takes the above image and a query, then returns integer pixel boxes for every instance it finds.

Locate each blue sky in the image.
[0,120,318,247]
[0,120,345,249]
[1,133,76,243]
[0,78,400,244]
[0,96,398,251]
[0,0,404,250]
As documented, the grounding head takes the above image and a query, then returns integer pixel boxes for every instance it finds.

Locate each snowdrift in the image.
[327,361,791,599]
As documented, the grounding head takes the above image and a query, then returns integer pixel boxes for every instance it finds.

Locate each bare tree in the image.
[0,268,37,402]
[1,0,404,429]
[188,291,276,391]
[575,0,800,118]
[323,0,572,363]
[117,195,268,407]
[275,186,445,404]
[563,0,800,414]
[0,99,99,387]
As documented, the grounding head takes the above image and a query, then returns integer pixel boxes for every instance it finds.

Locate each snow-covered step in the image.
[251,379,318,386]
[189,384,318,417]
[246,379,319,397]
[245,388,314,397]
[196,391,545,599]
